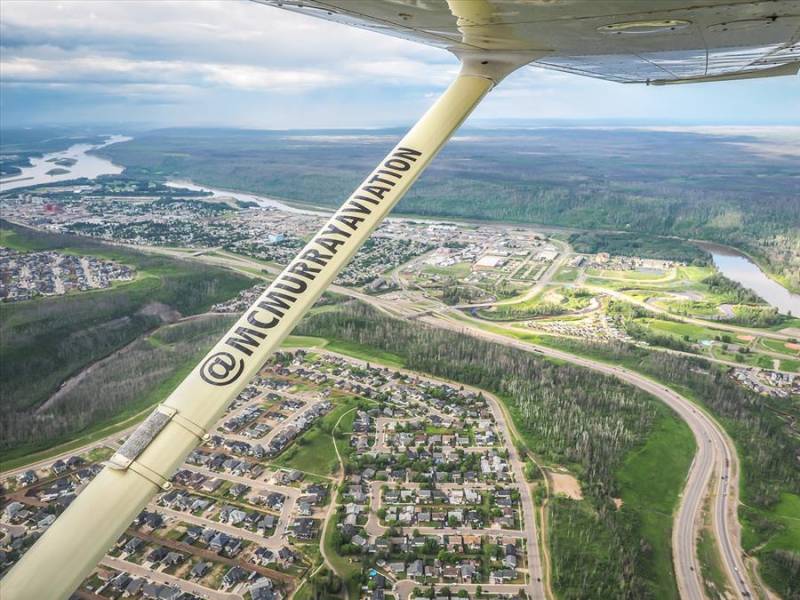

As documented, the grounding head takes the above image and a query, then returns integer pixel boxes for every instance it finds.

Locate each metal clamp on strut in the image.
[105,404,210,489]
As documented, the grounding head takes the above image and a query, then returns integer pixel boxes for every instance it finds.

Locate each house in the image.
[249,577,276,600]
[490,569,516,584]
[277,546,298,566]
[442,566,459,580]
[164,551,185,566]
[66,456,85,470]
[4,502,25,520]
[209,532,231,552]
[201,478,223,493]
[258,515,276,532]
[125,578,144,596]
[37,514,56,529]
[147,547,168,563]
[388,562,405,574]
[190,562,211,578]
[229,483,250,497]
[254,547,275,566]
[407,559,424,578]
[223,566,247,587]
[290,518,317,540]
[17,470,37,486]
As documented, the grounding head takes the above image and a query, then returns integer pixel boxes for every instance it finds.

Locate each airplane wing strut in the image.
[2,63,506,600]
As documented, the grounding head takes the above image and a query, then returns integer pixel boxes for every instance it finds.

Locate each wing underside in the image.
[255,0,800,84]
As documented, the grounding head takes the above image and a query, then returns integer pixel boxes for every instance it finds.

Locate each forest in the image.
[0,222,250,456]
[98,127,800,289]
[567,231,710,265]
[296,302,689,599]
[296,301,798,598]
[537,335,800,599]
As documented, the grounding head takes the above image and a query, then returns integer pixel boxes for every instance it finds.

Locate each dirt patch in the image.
[138,302,181,323]
[549,472,583,500]
[737,335,755,342]
[613,498,624,510]
[785,342,800,352]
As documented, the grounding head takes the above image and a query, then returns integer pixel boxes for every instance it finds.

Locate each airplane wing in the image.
[254,0,800,84]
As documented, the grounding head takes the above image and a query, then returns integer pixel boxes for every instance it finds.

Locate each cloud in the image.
[1,0,797,128]
[0,0,457,109]
[1,55,342,92]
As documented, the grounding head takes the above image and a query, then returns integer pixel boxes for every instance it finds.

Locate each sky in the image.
[1,0,799,130]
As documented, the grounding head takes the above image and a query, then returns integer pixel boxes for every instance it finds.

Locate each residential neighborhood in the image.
[0,246,134,302]
[1,349,543,599]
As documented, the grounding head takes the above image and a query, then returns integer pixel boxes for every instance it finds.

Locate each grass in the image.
[281,335,329,349]
[273,396,362,477]
[0,228,50,252]
[615,413,696,600]
[588,267,676,282]
[324,339,405,369]
[553,267,579,283]
[422,261,472,278]
[779,358,800,372]
[641,318,719,342]
[322,510,362,599]
[760,337,800,356]
[697,501,731,600]
[741,492,800,599]
[760,493,800,552]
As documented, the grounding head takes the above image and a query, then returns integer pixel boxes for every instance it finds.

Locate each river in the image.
[697,242,800,316]
[164,180,325,216]
[0,135,131,193]
[4,138,796,317]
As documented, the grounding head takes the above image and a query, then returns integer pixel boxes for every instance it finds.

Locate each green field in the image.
[615,414,696,600]
[742,493,800,599]
[422,261,472,278]
[478,287,593,321]
[640,318,720,342]
[553,267,579,283]
[779,358,800,372]
[760,337,800,356]
[273,396,362,477]
[587,267,677,282]
[697,507,731,600]
[324,340,405,369]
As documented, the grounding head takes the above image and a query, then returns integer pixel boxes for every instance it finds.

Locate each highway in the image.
[146,241,758,599]
[418,310,755,600]
[18,238,760,599]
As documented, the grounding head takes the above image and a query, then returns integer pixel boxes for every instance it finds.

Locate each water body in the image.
[0,135,131,193]
[698,242,800,316]
[165,179,326,216]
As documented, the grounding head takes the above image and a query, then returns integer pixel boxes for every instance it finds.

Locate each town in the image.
[0,247,134,302]
[1,348,544,600]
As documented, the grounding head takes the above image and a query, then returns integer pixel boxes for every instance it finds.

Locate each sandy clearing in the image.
[549,472,583,500]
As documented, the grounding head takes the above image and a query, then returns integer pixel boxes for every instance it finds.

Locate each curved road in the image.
[94,240,759,598]
[416,310,755,600]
